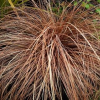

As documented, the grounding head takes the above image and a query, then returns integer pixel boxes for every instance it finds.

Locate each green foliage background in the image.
[0,0,29,17]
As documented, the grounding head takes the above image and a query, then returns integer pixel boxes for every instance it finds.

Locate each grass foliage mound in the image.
[0,1,100,100]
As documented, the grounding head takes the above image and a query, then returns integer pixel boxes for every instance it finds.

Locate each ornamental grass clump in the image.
[0,1,100,100]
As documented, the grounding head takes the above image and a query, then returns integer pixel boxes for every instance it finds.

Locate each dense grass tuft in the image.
[0,1,100,100]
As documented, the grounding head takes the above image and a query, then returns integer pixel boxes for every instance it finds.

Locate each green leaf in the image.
[82,2,86,7]
[87,0,91,2]
[74,1,78,6]
[85,4,90,9]
[95,8,100,14]
[89,4,93,7]
[93,19,97,22]
[97,0,100,3]
[82,2,90,9]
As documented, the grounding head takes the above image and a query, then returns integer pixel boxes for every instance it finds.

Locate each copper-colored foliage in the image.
[0,2,100,100]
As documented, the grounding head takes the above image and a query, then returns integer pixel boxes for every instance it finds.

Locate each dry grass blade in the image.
[0,2,100,100]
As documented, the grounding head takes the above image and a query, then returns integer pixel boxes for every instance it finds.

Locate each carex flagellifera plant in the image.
[0,0,100,100]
